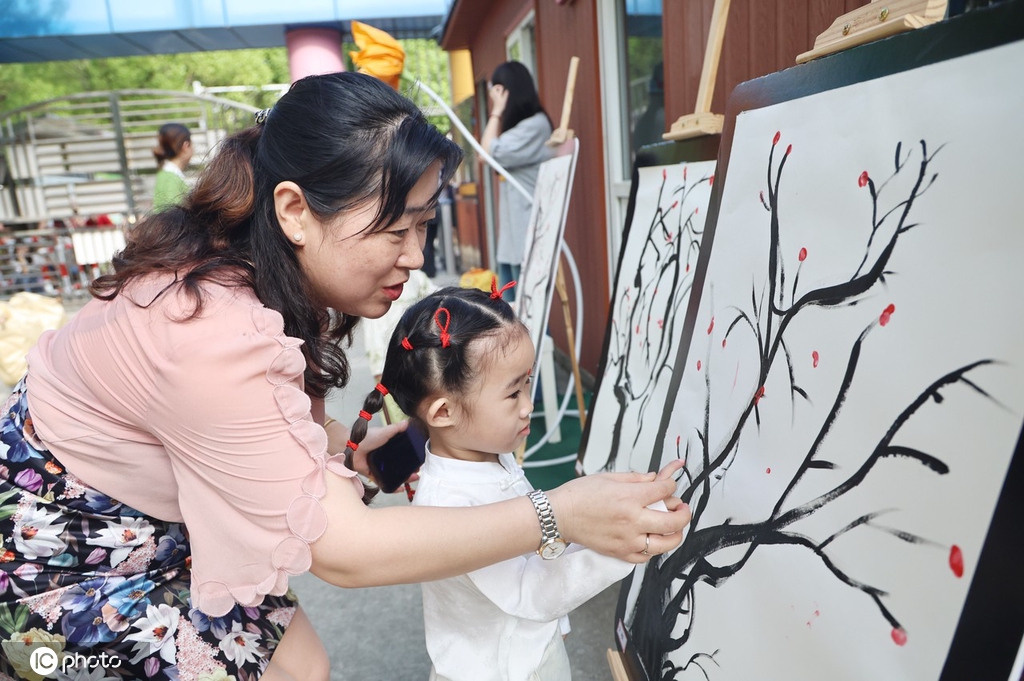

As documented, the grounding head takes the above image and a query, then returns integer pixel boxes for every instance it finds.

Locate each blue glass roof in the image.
[0,0,446,63]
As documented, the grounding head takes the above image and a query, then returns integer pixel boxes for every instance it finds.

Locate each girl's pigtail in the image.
[345,383,388,458]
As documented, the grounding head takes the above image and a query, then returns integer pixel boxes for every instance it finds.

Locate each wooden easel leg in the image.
[555,260,587,432]
[606,648,630,681]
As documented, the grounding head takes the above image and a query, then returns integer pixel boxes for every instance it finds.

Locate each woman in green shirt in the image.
[152,122,193,211]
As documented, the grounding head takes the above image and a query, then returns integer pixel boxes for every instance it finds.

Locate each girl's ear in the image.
[424,396,456,429]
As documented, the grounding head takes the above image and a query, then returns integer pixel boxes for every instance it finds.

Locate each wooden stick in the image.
[555,258,586,433]
[606,648,630,681]
[514,439,527,466]
[663,0,731,141]
[547,56,579,147]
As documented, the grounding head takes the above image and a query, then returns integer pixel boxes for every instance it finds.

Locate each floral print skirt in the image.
[0,379,296,681]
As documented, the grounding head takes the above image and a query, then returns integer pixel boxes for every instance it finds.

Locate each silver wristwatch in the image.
[527,489,567,559]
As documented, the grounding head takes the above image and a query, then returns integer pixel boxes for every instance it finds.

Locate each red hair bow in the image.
[490,276,516,300]
[434,308,451,348]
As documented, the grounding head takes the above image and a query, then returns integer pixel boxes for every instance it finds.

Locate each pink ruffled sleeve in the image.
[147,298,362,617]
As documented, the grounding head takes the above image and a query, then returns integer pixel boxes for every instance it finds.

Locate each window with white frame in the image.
[506,10,537,77]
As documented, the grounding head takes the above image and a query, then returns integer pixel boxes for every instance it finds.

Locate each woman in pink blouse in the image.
[0,72,688,680]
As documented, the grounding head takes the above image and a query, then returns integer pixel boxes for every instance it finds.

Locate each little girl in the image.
[345,282,648,680]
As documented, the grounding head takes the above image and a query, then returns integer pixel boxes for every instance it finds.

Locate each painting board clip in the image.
[796,0,947,64]
[547,56,579,147]
[663,0,731,141]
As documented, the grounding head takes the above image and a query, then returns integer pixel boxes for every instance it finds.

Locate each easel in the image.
[516,56,589,465]
[796,0,946,64]
[606,0,733,673]
[607,1,954,678]
[662,0,731,141]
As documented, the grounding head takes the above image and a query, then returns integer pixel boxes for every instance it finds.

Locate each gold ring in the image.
[642,534,650,556]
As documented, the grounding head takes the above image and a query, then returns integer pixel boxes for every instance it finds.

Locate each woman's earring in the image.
[293,233,303,242]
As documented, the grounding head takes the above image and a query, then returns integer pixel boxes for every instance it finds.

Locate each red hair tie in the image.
[375,383,389,396]
[346,440,359,452]
[359,410,372,421]
[490,276,516,300]
[434,308,451,348]
[401,337,414,351]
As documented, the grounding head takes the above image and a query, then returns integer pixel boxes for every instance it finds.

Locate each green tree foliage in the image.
[0,49,291,113]
[0,38,453,124]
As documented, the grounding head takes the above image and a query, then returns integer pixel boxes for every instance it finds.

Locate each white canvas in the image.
[514,143,579,367]
[624,39,1024,680]
[581,161,715,475]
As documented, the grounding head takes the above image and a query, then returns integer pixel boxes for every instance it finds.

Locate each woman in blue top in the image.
[481,61,553,302]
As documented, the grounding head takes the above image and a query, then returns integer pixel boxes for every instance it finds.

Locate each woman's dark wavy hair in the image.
[490,61,551,133]
[345,286,527,458]
[91,72,464,399]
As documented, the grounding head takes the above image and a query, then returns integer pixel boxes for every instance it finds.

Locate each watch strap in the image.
[527,489,561,544]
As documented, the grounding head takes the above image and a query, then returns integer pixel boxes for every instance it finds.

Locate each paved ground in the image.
[308,295,622,680]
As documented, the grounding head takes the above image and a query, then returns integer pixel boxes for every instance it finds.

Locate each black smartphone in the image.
[367,422,426,493]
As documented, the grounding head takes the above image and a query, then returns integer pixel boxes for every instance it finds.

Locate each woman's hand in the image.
[326,418,410,480]
[546,459,691,564]
[488,84,508,118]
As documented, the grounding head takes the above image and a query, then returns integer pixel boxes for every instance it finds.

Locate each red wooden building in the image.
[439,0,865,376]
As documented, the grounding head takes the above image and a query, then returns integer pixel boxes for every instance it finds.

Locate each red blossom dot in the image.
[636,324,640,334]
[812,350,820,368]
[722,338,727,348]
[786,144,792,155]
[880,303,896,327]
[773,131,781,145]
[672,201,679,209]
[891,628,908,646]
[685,263,690,273]
[759,190,765,203]
[798,247,807,262]
[695,207,699,215]
[707,317,714,334]
[709,174,714,186]
[754,386,766,405]
[683,166,688,181]
[676,435,681,447]
[949,545,964,578]
[657,319,663,329]
[696,360,702,371]
[766,467,771,474]
[663,168,667,180]
[859,171,870,187]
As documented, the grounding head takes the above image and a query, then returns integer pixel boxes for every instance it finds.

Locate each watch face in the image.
[540,539,566,560]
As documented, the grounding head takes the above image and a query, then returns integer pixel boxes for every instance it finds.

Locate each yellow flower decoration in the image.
[198,669,236,681]
[349,21,406,90]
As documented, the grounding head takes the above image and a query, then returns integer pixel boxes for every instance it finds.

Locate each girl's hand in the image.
[488,84,508,118]
[546,466,691,563]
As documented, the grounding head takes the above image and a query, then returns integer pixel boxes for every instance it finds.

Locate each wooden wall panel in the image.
[466,0,534,83]
[534,0,607,374]
[458,0,609,374]
[451,0,879,376]
[663,0,873,133]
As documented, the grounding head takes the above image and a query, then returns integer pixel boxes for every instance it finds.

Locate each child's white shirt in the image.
[412,445,634,681]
